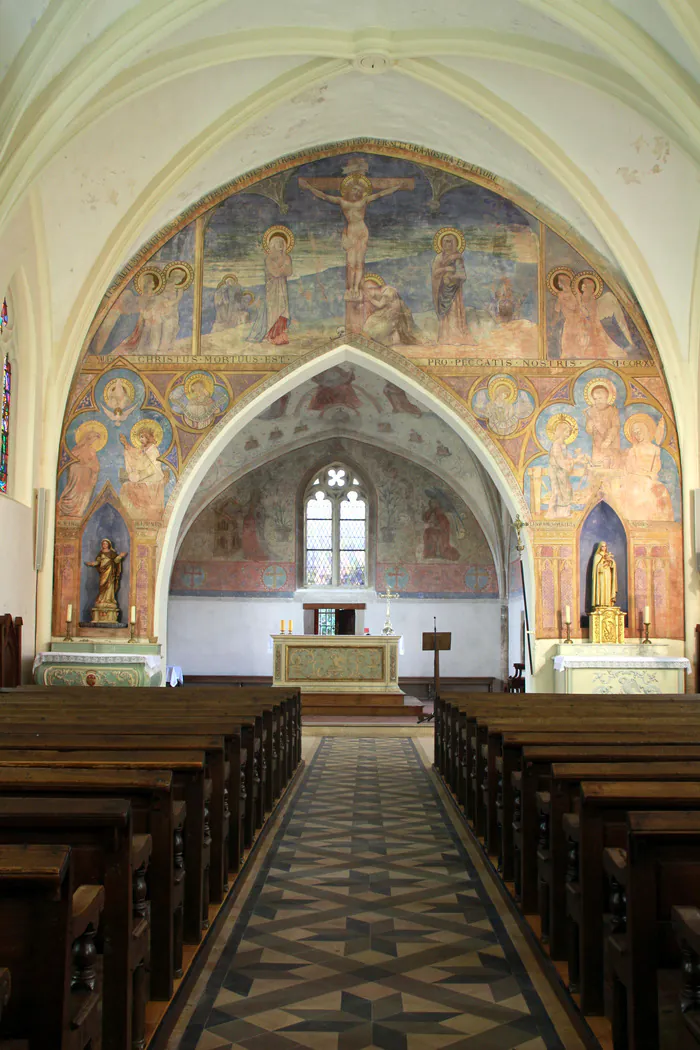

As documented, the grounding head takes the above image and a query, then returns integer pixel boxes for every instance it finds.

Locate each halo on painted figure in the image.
[432,226,466,254]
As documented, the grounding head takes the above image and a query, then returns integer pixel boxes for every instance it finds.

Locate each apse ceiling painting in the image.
[54,141,683,641]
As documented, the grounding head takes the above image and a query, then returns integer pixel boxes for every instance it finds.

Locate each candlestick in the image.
[563,621,573,644]
[280,619,285,634]
[642,619,652,645]
[66,604,73,623]
[564,605,571,625]
[128,621,137,644]
[63,613,72,643]
[287,619,292,634]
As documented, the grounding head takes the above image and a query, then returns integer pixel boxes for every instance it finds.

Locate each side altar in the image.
[271,634,401,694]
[552,643,690,695]
[34,641,163,687]
[550,540,690,694]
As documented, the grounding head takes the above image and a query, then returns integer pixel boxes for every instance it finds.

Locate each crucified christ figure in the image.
[299,173,407,299]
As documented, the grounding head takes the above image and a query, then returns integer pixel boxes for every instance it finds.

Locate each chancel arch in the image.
[49,139,684,687]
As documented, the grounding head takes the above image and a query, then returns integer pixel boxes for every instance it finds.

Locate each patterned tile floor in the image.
[173,737,584,1050]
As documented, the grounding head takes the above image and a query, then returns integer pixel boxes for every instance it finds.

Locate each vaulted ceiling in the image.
[2,0,700,481]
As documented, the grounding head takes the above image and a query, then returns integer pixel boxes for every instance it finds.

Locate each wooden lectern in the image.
[422,627,451,700]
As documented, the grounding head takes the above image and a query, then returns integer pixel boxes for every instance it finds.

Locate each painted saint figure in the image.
[383,381,422,417]
[620,413,674,521]
[170,371,228,430]
[213,275,253,331]
[58,421,108,519]
[422,498,460,561]
[472,374,533,437]
[583,379,620,468]
[545,414,588,519]
[119,420,167,520]
[299,173,406,298]
[547,267,580,359]
[306,366,362,416]
[362,283,421,346]
[84,538,127,620]
[431,228,472,345]
[248,227,294,345]
[591,541,618,608]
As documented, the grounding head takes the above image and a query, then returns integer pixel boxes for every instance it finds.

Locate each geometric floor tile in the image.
[175,738,569,1050]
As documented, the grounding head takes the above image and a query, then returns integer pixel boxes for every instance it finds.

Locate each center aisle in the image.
[173,737,584,1050]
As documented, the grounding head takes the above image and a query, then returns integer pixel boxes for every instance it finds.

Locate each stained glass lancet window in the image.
[0,353,10,494]
[304,464,367,587]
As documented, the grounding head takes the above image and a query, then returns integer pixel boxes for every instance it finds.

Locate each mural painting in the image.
[170,438,497,600]
[54,141,681,642]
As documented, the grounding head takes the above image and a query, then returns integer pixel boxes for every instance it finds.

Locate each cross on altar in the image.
[298,172,415,335]
[377,581,399,636]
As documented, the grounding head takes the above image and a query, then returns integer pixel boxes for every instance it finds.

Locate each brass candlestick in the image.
[63,619,72,643]
[128,621,137,644]
[564,621,573,644]
[642,621,652,645]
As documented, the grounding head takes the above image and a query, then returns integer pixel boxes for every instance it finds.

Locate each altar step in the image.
[301,692,422,719]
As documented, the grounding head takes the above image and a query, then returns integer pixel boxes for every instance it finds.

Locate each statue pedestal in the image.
[589,607,626,644]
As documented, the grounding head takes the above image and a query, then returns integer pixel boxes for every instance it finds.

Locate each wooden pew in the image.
[672,905,700,1049]
[0,706,256,866]
[0,798,150,1050]
[0,768,181,1001]
[536,762,700,962]
[0,844,104,1049]
[0,730,235,896]
[501,738,700,889]
[566,782,700,1015]
[605,813,700,1050]
[0,749,210,944]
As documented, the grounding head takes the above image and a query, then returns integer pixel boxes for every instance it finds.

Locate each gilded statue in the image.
[591,541,617,608]
[589,540,625,643]
[84,538,127,623]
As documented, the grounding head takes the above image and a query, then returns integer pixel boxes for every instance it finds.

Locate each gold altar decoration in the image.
[271,633,402,693]
[589,540,625,644]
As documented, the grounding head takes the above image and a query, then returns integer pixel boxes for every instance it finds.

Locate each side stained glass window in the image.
[0,355,10,494]
[304,464,367,587]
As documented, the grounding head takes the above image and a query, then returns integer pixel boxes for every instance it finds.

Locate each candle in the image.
[280,619,285,633]
[644,605,650,624]
[66,604,72,623]
[130,605,136,625]
[288,620,292,634]
[564,605,571,625]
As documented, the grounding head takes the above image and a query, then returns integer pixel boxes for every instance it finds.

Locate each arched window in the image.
[0,354,10,494]
[304,464,367,587]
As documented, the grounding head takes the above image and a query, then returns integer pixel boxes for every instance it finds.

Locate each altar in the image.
[552,643,690,694]
[271,634,401,693]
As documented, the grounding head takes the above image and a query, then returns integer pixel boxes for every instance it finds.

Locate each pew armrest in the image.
[511,771,522,789]
[602,847,628,887]
[131,833,152,869]
[562,812,579,842]
[535,791,550,814]
[672,905,700,956]
[71,884,105,941]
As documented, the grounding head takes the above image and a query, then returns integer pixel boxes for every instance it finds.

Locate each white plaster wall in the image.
[507,594,525,679]
[0,496,36,677]
[167,595,502,679]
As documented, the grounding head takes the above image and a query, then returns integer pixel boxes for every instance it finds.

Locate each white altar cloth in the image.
[33,650,162,686]
[552,652,690,694]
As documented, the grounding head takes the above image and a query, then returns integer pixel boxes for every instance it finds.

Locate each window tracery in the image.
[304,464,367,587]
